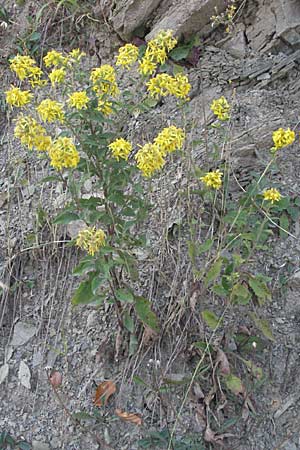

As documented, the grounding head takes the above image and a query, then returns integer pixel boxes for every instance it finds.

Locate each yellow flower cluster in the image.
[44,50,66,68]
[49,67,66,86]
[5,86,33,107]
[210,96,230,121]
[68,48,86,63]
[200,170,223,189]
[147,73,190,99]
[109,138,132,161]
[68,91,90,110]
[48,137,80,170]
[154,126,185,155]
[37,99,65,123]
[116,43,139,69]
[76,227,106,255]
[134,125,185,177]
[139,30,177,76]
[90,65,119,97]
[135,143,165,178]
[14,115,52,151]
[263,188,281,204]
[97,99,113,116]
[272,127,295,150]
[9,55,46,87]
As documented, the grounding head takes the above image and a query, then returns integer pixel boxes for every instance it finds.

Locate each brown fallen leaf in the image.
[49,371,63,388]
[94,380,116,407]
[115,408,142,426]
[216,349,230,375]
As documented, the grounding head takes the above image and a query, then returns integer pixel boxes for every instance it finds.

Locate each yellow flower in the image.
[90,65,119,97]
[116,43,139,69]
[34,134,52,152]
[37,99,65,123]
[210,96,230,121]
[48,137,79,170]
[135,143,165,177]
[144,30,177,65]
[151,30,177,52]
[49,68,66,85]
[5,86,33,107]
[14,115,48,150]
[68,91,89,110]
[147,73,174,98]
[9,55,36,80]
[169,73,191,99]
[154,126,185,155]
[43,50,66,68]
[138,57,157,76]
[68,48,86,62]
[272,127,295,150]
[263,188,281,204]
[200,169,223,189]
[97,99,113,116]
[109,138,132,161]
[27,66,46,87]
[76,227,106,256]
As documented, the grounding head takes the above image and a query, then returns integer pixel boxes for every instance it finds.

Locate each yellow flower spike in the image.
[272,127,295,151]
[49,68,66,85]
[135,143,165,178]
[34,134,52,152]
[154,126,185,155]
[200,169,223,189]
[43,50,66,68]
[5,86,33,107]
[109,138,132,161]
[9,54,37,80]
[37,99,65,123]
[169,73,191,99]
[90,65,119,97]
[116,43,139,69]
[138,57,157,76]
[68,91,90,110]
[263,188,281,204]
[14,115,49,150]
[147,73,175,98]
[210,96,231,121]
[144,30,177,66]
[76,227,106,256]
[48,137,79,170]
[97,99,113,116]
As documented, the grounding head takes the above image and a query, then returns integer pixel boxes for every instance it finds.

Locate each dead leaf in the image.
[142,325,158,345]
[115,408,142,426]
[49,371,63,388]
[94,380,116,407]
[216,349,230,375]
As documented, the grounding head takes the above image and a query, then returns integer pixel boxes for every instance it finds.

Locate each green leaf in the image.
[224,374,244,395]
[248,276,271,303]
[72,411,94,421]
[129,333,138,356]
[204,258,222,286]
[72,280,95,305]
[170,44,191,61]
[198,238,214,254]
[73,260,95,276]
[249,312,275,341]
[40,175,62,183]
[279,212,289,238]
[212,284,228,297]
[53,211,80,225]
[231,283,251,305]
[201,310,220,329]
[241,358,263,379]
[17,441,31,450]
[124,311,135,332]
[134,297,159,332]
[116,288,134,303]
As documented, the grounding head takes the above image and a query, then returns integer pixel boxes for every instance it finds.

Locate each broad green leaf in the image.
[40,175,62,183]
[224,374,244,395]
[201,310,220,329]
[169,44,191,61]
[231,283,251,305]
[248,277,271,303]
[204,258,222,286]
[73,260,95,276]
[72,280,94,305]
[53,211,80,225]
[134,297,159,332]
[116,288,134,303]
[198,238,214,254]
[212,284,228,297]
[249,312,275,341]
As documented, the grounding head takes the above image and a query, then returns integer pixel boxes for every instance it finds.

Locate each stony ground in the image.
[1,1,300,449]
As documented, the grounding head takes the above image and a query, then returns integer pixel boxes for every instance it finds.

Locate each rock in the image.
[222,24,247,58]
[32,441,50,450]
[11,321,37,346]
[66,220,86,239]
[18,361,31,389]
[0,363,9,384]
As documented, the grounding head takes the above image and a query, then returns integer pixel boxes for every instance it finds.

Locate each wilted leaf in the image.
[216,349,230,375]
[94,380,116,406]
[204,258,222,286]
[115,408,142,425]
[49,371,63,388]
[224,374,245,395]
[201,310,221,329]
[249,312,275,341]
